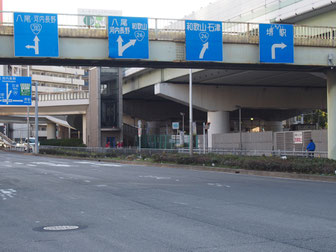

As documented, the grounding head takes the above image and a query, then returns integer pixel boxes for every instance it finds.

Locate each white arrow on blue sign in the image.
[14,12,59,57]
[185,20,223,62]
[259,24,294,63]
[0,76,31,106]
[108,16,149,59]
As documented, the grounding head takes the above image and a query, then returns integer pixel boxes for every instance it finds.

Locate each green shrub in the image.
[40,139,86,147]
[41,148,336,176]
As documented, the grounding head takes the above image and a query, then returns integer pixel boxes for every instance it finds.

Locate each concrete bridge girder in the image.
[154,83,326,111]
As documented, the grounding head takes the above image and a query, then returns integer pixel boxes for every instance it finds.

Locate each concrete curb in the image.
[32,152,336,183]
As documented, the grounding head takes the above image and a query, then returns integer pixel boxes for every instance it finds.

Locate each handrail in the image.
[0,11,335,47]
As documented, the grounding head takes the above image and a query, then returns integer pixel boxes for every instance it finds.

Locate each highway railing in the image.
[1,11,336,47]
[179,148,328,158]
[38,91,89,102]
[39,146,328,158]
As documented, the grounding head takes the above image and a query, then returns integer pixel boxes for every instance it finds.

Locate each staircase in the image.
[0,132,14,147]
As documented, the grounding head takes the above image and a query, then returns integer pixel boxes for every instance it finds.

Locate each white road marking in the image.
[14,162,23,165]
[95,163,122,167]
[74,161,96,165]
[96,184,107,187]
[208,183,230,188]
[33,162,71,167]
[27,164,37,167]
[173,202,188,205]
[84,180,91,183]
[74,161,122,167]
[139,175,171,180]
[0,189,17,200]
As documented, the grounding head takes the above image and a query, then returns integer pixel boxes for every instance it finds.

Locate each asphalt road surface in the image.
[0,151,336,252]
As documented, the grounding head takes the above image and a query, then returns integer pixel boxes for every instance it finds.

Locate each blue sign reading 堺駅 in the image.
[108,16,149,59]
[259,24,294,63]
[0,76,32,106]
[14,12,59,57]
[185,20,223,61]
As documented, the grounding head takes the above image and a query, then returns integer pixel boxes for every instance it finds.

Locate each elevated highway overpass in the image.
[0,90,89,116]
[0,12,334,70]
[0,11,336,157]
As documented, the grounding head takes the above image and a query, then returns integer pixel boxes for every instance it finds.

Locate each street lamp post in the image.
[180,112,185,133]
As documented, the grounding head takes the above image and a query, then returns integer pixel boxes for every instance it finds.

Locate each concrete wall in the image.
[211,131,274,150]
[274,130,327,152]
[207,130,327,152]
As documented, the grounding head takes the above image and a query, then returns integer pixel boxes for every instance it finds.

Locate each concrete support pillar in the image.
[327,71,336,159]
[207,111,230,148]
[146,121,160,135]
[264,121,283,132]
[46,123,56,139]
[82,114,87,145]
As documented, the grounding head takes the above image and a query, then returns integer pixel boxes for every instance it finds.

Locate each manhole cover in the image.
[33,225,86,232]
[43,225,79,231]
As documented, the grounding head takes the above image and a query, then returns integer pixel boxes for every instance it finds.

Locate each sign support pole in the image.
[27,107,30,152]
[189,69,193,156]
[27,66,30,152]
[34,81,39,154]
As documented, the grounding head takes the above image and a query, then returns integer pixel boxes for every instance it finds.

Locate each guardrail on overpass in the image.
[0,11,335,47]
[38,91,89,102]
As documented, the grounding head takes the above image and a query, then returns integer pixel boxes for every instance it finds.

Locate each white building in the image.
[11,65,86,93]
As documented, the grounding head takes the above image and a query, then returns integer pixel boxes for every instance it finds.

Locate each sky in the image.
[3,0,215,19]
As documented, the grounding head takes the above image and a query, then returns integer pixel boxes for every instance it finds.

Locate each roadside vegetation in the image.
[40,148,336,176]
[40,139,86,147]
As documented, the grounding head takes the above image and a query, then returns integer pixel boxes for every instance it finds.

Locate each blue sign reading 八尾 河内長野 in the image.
[14,12,59,57]
[259,23,294,63]
[108,16,149,59]
[0,76,32,106]
[185,20,223,61]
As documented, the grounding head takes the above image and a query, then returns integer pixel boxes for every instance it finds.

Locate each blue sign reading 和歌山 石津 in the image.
[0,76,32,106]
[185,20,223,62]
[108,16,149,59]
[259,23,294,63]
[14,12,59,57]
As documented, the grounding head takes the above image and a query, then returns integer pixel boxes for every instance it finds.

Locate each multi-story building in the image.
[11,65,85,93]
[5,65,86,142]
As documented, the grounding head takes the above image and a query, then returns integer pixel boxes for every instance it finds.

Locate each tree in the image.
[304,110,327,129]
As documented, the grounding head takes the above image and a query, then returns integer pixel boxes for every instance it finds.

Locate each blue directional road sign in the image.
[108,16,149,59]
[259,24,294,63]
[14,12,59,57]
[0,76,31,106]
[185,20,222,61]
